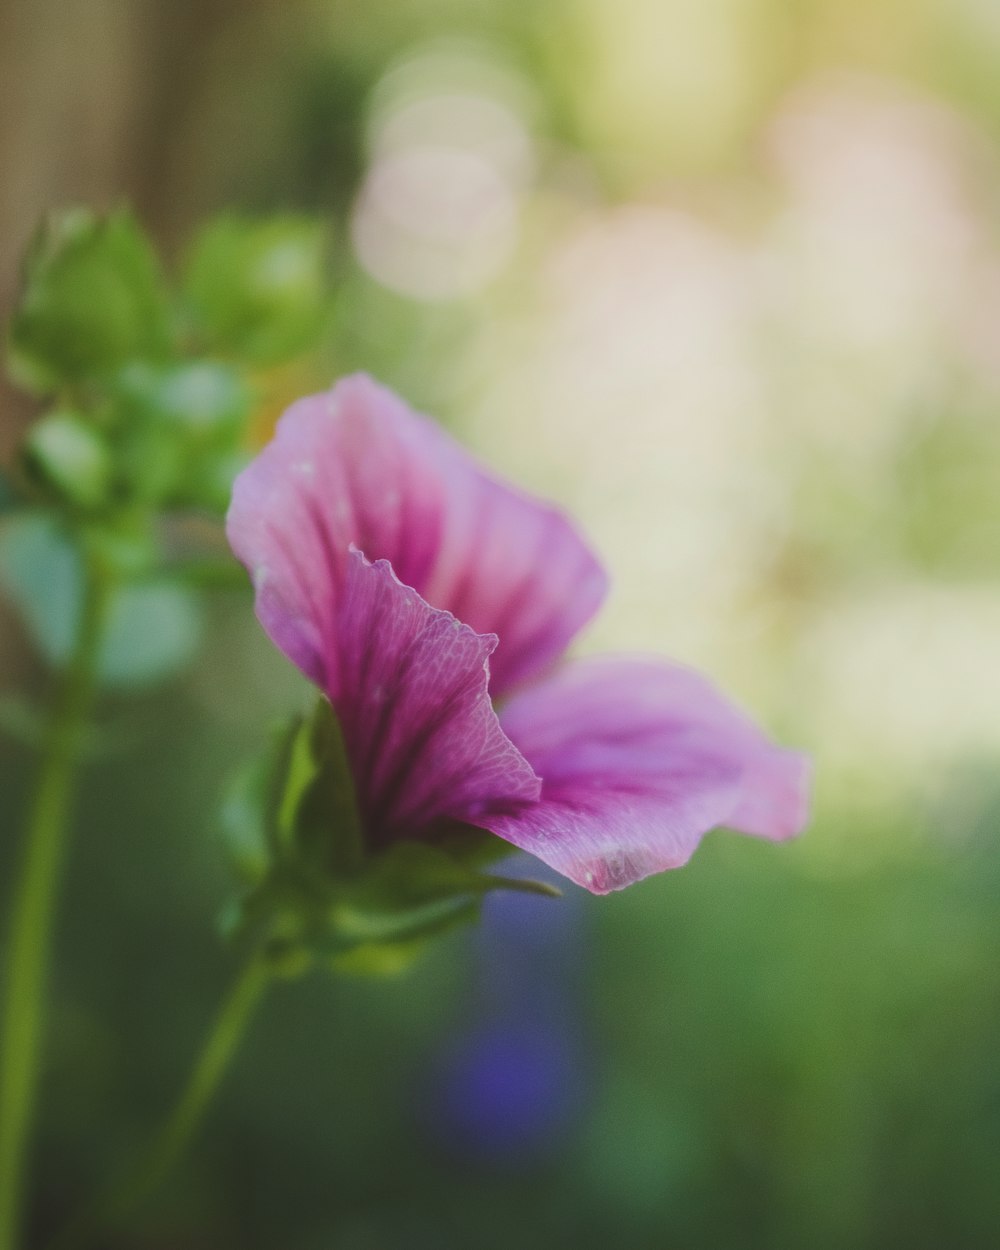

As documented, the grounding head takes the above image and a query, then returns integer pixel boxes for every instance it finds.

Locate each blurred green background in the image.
[3,0,1000,1245]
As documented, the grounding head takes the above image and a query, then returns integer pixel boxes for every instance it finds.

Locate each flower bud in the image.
[182,216,330,365]
[7,208,171,393]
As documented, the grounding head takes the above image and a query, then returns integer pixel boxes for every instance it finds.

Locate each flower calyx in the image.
[219,697,558,977]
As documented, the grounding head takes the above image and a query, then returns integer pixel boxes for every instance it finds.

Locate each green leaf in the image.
[7,208,172,393]
[21,411,112,508]
[0,513,202,687]
[182,215,331,364]
[477,873,562,899]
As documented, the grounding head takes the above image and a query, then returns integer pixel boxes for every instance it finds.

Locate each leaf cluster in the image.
[7,206,333,517]
[1,206,335,688]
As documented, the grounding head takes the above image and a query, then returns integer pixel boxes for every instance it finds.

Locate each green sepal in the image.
[319,844,557,973]
[328,842,558,940]
[328,938,440,977]
[182,215,331,365]
[221,849,481,979]
[275,698,364,874]
[326,843,489,948]
[436,820,525,870]
[220,701,560,977]
[219,698,363,904]
[224,860,558,976]
[7,208,172,394]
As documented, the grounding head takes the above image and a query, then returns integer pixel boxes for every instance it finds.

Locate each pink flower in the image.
[227,375,809,893]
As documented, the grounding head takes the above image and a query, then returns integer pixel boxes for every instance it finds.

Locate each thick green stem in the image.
[51,953,271,1250]
[0,557,110,1250]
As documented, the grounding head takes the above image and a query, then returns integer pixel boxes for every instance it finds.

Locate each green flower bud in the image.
[7,208,172,393]
[182,216,331,365]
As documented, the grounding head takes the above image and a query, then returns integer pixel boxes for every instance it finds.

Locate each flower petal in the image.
[332,550,540,842]
[227,376,445,690]
[422,454,608,695]
[478,658,810,893]
[226,374,606,696]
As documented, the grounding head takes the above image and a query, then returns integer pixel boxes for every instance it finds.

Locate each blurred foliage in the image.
[6,207,333,511]
[4,691,997,1248]
[8,209,172,394]
[2,0,1000,1247]
[1,207,335,689]
[0,514,201,687]
[182,216,333,365]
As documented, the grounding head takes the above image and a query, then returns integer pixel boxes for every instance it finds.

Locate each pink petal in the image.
[422,455,608,695]
[227,377,444,691]
[226,374,606,697]
[478,658,810,893]
[332,551,540,842]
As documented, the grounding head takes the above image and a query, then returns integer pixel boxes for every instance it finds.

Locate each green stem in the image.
[51,952,271,1250]
[0,554,110,1250]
